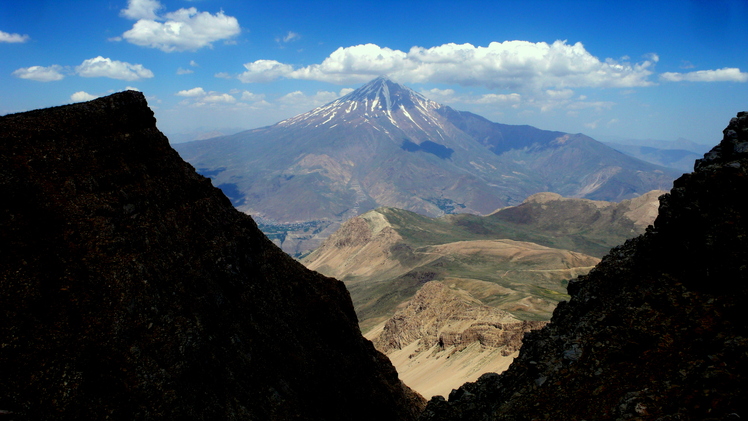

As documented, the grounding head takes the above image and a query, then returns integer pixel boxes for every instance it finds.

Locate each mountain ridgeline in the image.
[0,92,424,420]
[420,113,748,419]
[175,77,679,255]
[2,87,745,420]
[302,191,663,332]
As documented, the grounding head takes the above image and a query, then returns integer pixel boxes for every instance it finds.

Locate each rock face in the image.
[0,92,424,420]
[420,112,748,419]
[372,282,542,355]
[367,282,546,399]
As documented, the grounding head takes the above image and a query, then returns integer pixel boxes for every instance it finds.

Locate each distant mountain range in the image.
[601,137,711,173]
[175,77,680,255]
[598,135,712,154]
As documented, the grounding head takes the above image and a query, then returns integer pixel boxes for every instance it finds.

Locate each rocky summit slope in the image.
[366,282,546,399]
[0,92,424,420]
[419,113,748,420]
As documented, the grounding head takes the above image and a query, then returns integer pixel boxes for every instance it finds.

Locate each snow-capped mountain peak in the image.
[276,76,445,136]
[341,76,435,113]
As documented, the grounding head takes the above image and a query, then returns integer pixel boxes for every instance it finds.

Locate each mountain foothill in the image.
[301,190,664,398]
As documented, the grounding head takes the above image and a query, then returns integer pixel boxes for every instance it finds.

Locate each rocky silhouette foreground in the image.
[420,113,748,419]
[0,91,424,420]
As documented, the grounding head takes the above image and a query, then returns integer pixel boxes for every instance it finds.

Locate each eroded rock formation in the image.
[420,112,748,420]
[368,281,545,399]
[0,92,424,420]
[373,282,544,355]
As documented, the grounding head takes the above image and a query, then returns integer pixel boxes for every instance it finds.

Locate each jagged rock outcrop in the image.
[420,112,748,420]
[0,92,424,420]
[368,282,545,399]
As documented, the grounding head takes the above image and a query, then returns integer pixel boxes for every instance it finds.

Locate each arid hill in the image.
[0,92,423,420]
[420,113,748,419]
[366,282,546,399]
[302,192,662,331]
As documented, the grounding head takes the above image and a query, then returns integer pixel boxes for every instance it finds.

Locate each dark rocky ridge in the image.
[420,112,748,420]
[0,91,424,420]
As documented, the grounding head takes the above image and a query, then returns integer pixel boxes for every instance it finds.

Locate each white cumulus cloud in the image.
[203,93,236,103]
[175,87,240,106]
[289,44,409,84]
[660,67,748,82]
[70,91,98,102]
[120,0,162,20]
[545,89,575,100]
[231,41,657,93]
[120,0,240,52]
[421,88,523,107]
[238,60,295,83]
[277,90,341,108]
[176,87,207,97]
[420,88,458,103]
[469,93,523,105]
[0,30,30,43]
[12,65,65,82]
[240,91,266,101]
[75,56,154,81]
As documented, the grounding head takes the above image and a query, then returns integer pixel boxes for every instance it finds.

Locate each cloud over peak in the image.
[120,0,240,52]
[235,40,657,92]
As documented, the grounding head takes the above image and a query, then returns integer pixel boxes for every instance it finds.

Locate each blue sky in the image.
[2,0,747,145]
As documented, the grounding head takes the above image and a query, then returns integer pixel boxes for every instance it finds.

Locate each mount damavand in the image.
[174,77,678,255]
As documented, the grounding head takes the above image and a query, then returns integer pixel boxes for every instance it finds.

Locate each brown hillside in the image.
[302,192,662,331]
[366,282,546,399]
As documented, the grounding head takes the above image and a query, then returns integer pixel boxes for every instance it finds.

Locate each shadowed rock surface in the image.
[0,91,424,420]
[420,112,748,420]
